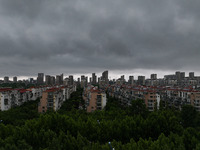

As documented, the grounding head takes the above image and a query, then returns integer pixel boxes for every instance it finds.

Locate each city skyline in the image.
[0,1,200,77]
[0,70,200,81]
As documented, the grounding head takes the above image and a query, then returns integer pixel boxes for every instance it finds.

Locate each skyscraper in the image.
[129,76,134,85]
[56,74,64,85]
[102,70,109,83]
[81,75,85,82]
[85,76,88,85]
[13,76,17,83]
[180,72,185,79]
[151,74,157,80]
[4,76,9,83]
[189,72,194,79]
[138,76,145,85]
[37,73,44,85]
[92,73,97,84]
[50,76,55,85]
[77,78,80,83]
[45,75,51,85]
[69,75,74,85]
[175,71,181,80]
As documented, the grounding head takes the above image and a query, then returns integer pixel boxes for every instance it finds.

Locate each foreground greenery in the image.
[0,88,200,149]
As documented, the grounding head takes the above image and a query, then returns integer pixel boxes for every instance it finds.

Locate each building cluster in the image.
[77,71,109,88]
[0,86,49,111]
[38,85,76,113]
[106,85,200,111]
[0,84,76,112]
[2,70,200,112]
[0,73,76,112]
[1,73,74,86]
[81,71,200,112]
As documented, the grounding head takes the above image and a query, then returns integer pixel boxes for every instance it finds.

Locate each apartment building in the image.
[190,91,200,111]
[38,88,64,113]
[38,85,76,113]
[83,85,107,112]
[0,88,12,111]
[144,91,160,111]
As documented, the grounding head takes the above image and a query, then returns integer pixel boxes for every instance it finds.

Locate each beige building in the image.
[38,88,64,113]
[144,91,160,111]
[84,86,107,112]
[190,91,200,111]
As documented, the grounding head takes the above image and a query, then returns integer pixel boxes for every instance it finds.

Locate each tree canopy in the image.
[0,88,200,149]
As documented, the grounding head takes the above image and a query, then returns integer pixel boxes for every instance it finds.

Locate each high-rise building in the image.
[4,76,9,83]
[151,74,157,80]
[50,76,55,85]
[37,73,44,85]
[81,75,85,82]
[69,75,74,85]
[102,70,109,83]
[64,78,69,85]
[56,74,64,85]
[77,78,80,83]
[56,75,61,85]
[92,73,97,84]
[81,75,86,88]
[120,75,125,83]
[138,76,145,85]
[13,76,17,83]
[175,71,181,80]
[86,77,88,85]
[128,76,134,85]
[89,77,92,83]
[98,77,100,84]
[189,72,195,79]
[45,75,51,85]
[180,72,185,79]
[60,74,64,84]
[121,75,125,80]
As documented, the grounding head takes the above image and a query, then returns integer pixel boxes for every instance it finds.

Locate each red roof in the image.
[0,88,13,92]
[45,88,60,92]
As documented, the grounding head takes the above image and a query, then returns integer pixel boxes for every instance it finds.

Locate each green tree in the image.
[181,105,197,128]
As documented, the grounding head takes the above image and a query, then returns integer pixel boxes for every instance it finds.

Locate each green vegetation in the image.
[0,88,200,149]
[0,83,35,89]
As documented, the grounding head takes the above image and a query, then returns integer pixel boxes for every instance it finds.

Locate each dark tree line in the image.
[0,88,200,149]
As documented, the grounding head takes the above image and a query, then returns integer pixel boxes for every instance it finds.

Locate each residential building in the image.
[189,72,195,79]
[138,76,145,85]
[128,76,134,85]
[84,86,107,112]
[151,74,157,80]
[4,76,9,83]
[38,88,64,113]
[92,73,97,84]
[56,74,63,85]
[69,75,74,86]
[102,70,109,83]
[37,73,44,85]
[45,75,51,85]
[13,76,17,83]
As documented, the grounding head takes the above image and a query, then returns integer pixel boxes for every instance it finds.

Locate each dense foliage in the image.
[0,83,35,89]
[0,88,200,149]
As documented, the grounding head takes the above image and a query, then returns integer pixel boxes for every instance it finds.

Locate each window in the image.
[4,99,8,105]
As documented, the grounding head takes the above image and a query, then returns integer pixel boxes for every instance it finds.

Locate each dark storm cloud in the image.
[0,0,200,76]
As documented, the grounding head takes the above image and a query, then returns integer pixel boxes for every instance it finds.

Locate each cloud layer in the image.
[0,0,200,77]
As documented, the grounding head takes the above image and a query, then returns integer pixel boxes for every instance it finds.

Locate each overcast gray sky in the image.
[0,0,200,79]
